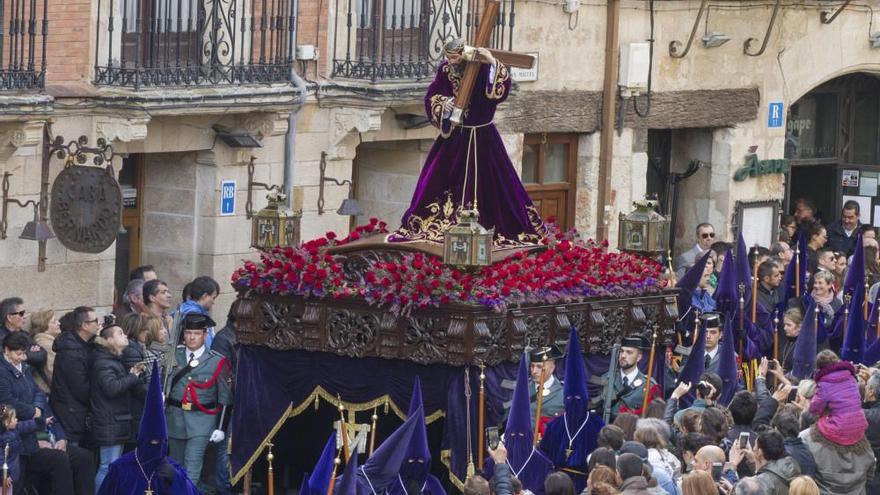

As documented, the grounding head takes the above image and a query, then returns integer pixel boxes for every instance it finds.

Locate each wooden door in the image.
[114,155,145,304]
[522,133,578,230]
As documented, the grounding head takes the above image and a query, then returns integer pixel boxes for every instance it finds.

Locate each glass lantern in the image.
[251,191,301,250]
[443,209,494,268]
[618,202,670,254]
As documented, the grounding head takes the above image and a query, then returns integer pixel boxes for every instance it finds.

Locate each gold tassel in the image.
[384,398,389,415]
[314,394,320,411]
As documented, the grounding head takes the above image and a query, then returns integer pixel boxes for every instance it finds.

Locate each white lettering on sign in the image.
[511,53,539,82]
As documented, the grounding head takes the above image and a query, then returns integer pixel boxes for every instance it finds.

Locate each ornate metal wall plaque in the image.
[50,165,122,253]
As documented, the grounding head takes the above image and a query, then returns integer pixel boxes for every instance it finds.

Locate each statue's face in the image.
[447,53,464,66]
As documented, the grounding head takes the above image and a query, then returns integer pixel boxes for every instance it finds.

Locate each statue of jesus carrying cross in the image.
[386,1,548,250]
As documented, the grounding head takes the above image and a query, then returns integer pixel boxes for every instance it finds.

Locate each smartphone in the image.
[768,360,777,370]
[711,462,723,482]
[739,431,750,449]
[486,426,500,450]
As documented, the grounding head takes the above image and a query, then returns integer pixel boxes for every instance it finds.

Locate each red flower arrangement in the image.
[232,219,664,315]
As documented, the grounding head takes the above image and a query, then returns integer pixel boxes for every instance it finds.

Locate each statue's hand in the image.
[476,47,495,65]
[443,98,456,115]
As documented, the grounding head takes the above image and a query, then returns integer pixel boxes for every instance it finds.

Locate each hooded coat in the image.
[50,330,95,440]
[754,456,801,495]
[810,361,869,446]
[89,338,146,446]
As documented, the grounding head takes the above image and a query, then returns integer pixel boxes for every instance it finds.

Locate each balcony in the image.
[93,0,295,88]
[0,0,48,90]
[331,0,516,82]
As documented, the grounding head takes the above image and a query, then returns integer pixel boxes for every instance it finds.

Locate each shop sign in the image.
[733,153,789,182]
[50,165,122,253]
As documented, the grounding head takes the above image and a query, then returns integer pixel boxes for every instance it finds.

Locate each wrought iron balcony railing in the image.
[331,0,515,82]
[0,0,48,90]
[94,0,295,88]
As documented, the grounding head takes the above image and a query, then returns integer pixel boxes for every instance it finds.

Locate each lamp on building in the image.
[318,151,362,216]
[702,33,730,48]
[1,172,54,271]
[617,200,670,255]
[212,124,263,148]
[871,32,880,49]
[245,157,301,250]
[251,189,301,250]
[443,209,494,268]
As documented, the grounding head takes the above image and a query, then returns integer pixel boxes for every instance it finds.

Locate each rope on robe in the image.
[459,121,492,211]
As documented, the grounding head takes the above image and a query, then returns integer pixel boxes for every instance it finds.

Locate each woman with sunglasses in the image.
[0,298,48,372]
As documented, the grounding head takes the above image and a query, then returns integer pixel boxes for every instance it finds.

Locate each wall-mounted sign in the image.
[50,165,122,253]
[733,153,789,182]
[220,180,236,216]
[768,102,784,128]
[842,169,860,187]
[510,52,538,82]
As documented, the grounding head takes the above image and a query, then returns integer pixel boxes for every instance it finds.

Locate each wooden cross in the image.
[450,0,535,124]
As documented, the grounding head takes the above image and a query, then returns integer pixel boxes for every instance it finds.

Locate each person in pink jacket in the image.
[809,349,868,446]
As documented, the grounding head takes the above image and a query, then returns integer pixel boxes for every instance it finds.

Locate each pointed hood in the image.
[563,327,590,426]
[676,316,707,409]
[301,474,311,495]
[713,249,738,316]
[138,361,167,469]
[400,377,431,482]
[792,300,819,379]
[676,250,713,329]
[842,234,867,363]
[335,451,359,495]
[717,315,739,406]
[309,431,338,495]
[506,353,535,465]
[359,407,421,495]
[736,234,753,306]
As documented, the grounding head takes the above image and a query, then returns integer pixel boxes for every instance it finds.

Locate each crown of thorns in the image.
[443,38,466,55]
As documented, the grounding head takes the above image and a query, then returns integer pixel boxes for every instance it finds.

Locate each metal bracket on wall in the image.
[317,151,353,215]
[668,0,708,58]
[245,155,281,219]
[743,0,781,56]
[820,0,852,24]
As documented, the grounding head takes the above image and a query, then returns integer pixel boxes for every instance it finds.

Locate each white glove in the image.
[209,429,225,443]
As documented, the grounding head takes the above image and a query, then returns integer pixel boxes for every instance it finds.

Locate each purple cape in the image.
[387,60,546,248]
[96,453,199,495]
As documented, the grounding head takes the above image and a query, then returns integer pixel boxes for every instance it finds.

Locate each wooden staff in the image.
[326,455,341,495]
[843,293,852,338]
[477,362,486,470]
[337,397,350,462]
[692,309,701,347]
[641,327,659,417]
[533,359,548,446]
[751,246,759,322]
[738,283,751,391]
[368,407,378,457]
[795,244,801,296]
[773,310,779,362]
[267,442,275,495]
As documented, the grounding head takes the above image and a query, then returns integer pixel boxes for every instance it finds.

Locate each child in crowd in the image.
[809,350,868,445]
[0,403,46,493]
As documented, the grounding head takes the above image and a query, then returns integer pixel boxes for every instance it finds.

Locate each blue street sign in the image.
[220,180,236,216]
[768,102,784,128]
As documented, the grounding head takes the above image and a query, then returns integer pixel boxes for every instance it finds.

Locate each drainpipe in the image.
[596,0,620,243]
[285,67,308,209]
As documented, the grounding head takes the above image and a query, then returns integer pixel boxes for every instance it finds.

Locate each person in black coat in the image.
[50,306,99,444]
[0,332,94,495]
[90,325,146,491]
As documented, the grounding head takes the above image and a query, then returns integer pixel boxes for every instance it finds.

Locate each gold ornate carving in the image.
[443,62,462,96]
[429,94,450,128]
[485,62,510,100]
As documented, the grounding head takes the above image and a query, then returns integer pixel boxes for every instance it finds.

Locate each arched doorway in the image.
[786,73,880,225]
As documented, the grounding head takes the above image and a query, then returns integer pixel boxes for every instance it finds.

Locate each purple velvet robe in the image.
[387,60,546,248]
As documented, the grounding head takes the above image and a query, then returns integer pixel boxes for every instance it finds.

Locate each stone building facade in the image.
[1,0,879,320]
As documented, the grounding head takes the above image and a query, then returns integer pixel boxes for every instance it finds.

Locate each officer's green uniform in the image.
[596,369,656,420]
[529,377,565,420]
[166,346,231,485]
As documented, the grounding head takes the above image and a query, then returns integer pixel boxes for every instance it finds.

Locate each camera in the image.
[768,360,778,370]
[697,380,711,398]
[486,426,500,450]
[102,314,115,328]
